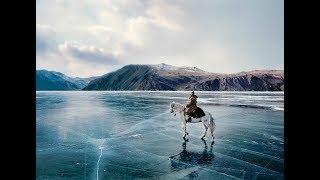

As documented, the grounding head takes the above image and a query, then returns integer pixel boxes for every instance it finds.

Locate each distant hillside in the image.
[36,70,98,90]
[83,63,284,91]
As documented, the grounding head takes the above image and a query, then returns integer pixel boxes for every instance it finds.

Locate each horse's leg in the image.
[201,123,208,139]
[208,115,215,139]
[210,140,215,153]
[211,122,215,139]
[201,138,208,149]
[182,122,187,138]
[183,113,189,136]
[184,124,189,137]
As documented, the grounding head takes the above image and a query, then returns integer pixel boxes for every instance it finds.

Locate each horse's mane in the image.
[171,102,185,109]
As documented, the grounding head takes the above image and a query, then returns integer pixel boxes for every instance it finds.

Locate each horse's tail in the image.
[208,113,215,137]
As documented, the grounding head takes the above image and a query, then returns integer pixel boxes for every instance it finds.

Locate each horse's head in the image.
[170,101,177,116]
[170,101,185,116]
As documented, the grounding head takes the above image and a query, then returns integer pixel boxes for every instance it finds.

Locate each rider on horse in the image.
[186,91,198,114]
[185,91,205,122]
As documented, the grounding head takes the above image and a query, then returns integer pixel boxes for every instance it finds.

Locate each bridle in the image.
[170,103,185,116]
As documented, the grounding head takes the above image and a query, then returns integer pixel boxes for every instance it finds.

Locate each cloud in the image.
[36,24,57,54]
[36,52,118,77]
[58,41,119,65]
[37,0,284,77]
[87,26,113,35]
[36,24,121,77]
[145,0,184,31]
[37,41,122,77]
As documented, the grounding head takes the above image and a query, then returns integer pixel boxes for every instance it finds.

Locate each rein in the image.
[173,103,185,113]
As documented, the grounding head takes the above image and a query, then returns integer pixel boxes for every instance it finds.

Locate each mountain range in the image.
[83,63,284,91]
[36,70,98,90]
[36,64,284,91]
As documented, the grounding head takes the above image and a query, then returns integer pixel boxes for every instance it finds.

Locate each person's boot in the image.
[186,116,192,123]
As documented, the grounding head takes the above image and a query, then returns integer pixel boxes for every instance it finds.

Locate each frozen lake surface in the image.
[36,91,284,179]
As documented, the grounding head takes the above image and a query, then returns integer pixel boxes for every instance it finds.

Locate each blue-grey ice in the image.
[36,91,284,179]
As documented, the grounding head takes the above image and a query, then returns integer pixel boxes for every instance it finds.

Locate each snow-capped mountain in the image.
[83,64,284,91]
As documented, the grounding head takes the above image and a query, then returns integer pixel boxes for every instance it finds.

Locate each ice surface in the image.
[36,91,284,179]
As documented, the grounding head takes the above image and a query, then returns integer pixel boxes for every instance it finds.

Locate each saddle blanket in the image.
[187,107,205,119]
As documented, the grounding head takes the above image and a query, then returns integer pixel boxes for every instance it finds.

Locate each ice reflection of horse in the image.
[169,139,215,169]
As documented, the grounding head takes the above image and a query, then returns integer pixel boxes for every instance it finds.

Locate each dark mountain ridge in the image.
[36,70,98,90]
[83,64,284,91]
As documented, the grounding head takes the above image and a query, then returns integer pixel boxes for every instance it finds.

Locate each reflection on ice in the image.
[170,139,215,169]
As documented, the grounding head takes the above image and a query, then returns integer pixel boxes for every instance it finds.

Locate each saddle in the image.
[186,107,205,119]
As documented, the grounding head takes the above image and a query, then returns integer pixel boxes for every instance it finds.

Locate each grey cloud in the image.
[36,24,57,54]
[37,0,283,77]
[58,41,119,65]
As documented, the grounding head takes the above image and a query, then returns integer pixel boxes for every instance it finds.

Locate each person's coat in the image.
[186,95,198,114]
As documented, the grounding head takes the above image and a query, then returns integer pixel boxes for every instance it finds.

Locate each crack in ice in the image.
[96,140,106,180]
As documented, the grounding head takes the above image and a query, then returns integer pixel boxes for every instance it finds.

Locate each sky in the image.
[36,0,284,78]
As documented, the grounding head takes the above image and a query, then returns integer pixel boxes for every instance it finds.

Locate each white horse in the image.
[169,102,216,139]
